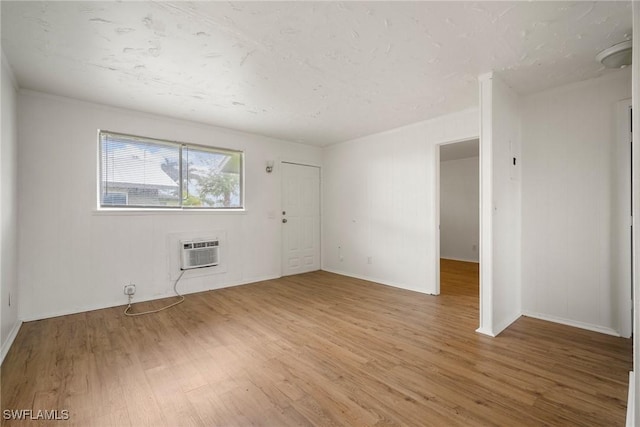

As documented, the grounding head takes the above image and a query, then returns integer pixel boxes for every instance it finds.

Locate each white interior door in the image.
[281,162,320,276]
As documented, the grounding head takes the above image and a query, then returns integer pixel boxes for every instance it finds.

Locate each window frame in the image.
[98,130,245,211]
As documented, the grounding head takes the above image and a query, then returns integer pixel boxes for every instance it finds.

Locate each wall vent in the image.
[180,239,219,270]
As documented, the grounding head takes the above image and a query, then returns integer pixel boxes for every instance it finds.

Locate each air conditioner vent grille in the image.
[180,239,219,270]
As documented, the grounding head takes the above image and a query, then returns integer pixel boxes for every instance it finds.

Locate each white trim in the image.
[632,3,640,423]
[478,73,494,335]
[1,49,20,367]
[627,371,635,427]
[435,144,441,295]
[493,312,522,336]
[1,320,22,365]
[477,312,522,337]
[440,257,479,264]
[281,160,322,169]
[616,98,633,339]
[522,311,621,337]
[322,268,434,296]
[92,208,247,216]
[475,327,495,337]
[20,274,280,322]
[436,137,482,148]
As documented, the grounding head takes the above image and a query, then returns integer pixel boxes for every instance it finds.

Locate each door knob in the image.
[282,218,288,223]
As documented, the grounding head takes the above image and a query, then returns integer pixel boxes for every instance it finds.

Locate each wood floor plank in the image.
[1,261,632,426]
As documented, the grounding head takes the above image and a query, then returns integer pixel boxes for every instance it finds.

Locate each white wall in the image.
[478,73,522,337]
[440,156,479,263]
[521,69,631,336]
[322,108,478,294]
[1,53,20,362]
[17,91,321,321]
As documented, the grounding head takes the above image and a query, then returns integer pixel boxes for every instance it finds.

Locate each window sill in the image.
[92,208,247,216]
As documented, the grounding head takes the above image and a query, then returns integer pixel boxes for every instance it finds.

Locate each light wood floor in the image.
[1,260,632,426]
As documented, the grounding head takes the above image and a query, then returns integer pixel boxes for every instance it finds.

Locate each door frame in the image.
[280,161,322,277]
[434,137,480,295]
[617,99,633,338]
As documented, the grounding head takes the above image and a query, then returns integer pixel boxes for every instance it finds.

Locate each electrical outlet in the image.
[367,256,372,264]
[123,284,136,296]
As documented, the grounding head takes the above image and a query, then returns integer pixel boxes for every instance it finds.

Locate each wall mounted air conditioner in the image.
[180,239,219,270]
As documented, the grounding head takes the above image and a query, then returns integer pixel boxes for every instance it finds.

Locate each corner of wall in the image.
[1,50,18,90]
[0,48,21,364]
[479,72,523,337]
[0,320,22,365]
[321,108,479,296]
[478,75,494,334]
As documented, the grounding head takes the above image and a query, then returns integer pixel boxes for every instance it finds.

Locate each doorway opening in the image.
[436,139,480,299]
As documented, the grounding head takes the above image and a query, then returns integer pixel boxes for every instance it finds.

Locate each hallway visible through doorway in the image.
[440,258,479,301]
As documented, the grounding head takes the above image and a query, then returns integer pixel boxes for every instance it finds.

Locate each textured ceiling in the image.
[1,1,632,146]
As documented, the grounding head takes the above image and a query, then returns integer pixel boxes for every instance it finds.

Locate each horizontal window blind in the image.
[99,131,243,209]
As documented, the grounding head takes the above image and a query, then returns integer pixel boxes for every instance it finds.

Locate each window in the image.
[102,192,128,206]
[99,131,244,209]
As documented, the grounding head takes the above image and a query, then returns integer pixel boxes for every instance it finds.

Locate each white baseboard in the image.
[321,268,435,295]
[20,274,281,322]
[626,371,634,427]
[522,311,620,337]
[440,257,479,264]
[1,320,23,365]
[475,312,522,338]
[475,326,496,337]
[493,311,522,336]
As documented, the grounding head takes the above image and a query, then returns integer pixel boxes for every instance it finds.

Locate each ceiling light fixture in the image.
[596,40,632,69]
